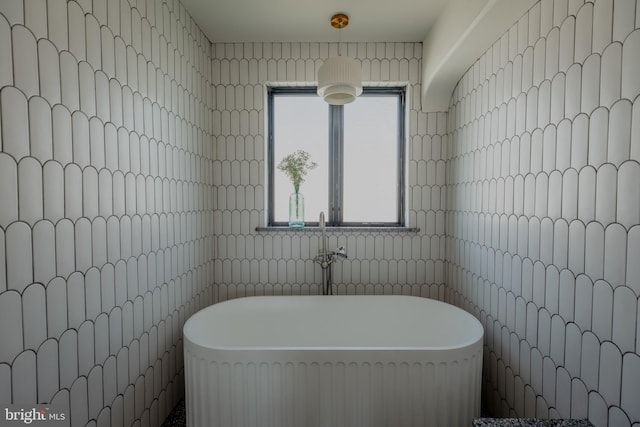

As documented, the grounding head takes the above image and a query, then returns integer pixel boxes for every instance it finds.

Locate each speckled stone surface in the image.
[161,400,186,427]
[163,406,596,427]
[473,419,593,427]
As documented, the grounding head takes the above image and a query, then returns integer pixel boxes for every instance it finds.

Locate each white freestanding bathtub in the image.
[183,295,483,427]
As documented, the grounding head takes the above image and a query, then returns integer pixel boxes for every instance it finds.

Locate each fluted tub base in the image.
[184,296,484,427]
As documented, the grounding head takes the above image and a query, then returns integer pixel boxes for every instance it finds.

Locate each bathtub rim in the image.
[183,295,484,352]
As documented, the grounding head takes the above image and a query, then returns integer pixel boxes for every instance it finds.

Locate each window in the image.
[268,86,406,227]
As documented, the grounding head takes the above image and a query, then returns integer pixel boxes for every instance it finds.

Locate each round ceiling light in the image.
[317,14,363,105]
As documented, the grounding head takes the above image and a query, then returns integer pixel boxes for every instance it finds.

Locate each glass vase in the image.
[288,192,305,227]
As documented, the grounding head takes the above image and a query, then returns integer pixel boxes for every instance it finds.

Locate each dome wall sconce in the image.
[317,13,363,105]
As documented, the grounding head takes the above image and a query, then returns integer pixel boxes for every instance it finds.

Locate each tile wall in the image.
[3,0,637,426]
[210,42,449,301]
[445,1,640,426]
[0,0,215,426]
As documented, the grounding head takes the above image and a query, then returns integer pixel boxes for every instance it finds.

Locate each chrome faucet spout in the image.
[319,211,327,255]
[313,212,346,295]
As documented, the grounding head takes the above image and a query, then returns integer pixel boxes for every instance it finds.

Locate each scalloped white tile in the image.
[60,51,80,112]
[0,291,23,363]
[627,227,640,296]
[70,377,89,426]
[47,0,67,50]
[559,16,575,72]
[55,219,75,278]
[604,224,627,288]
[110,79,123,128]
[67,272,86,329]
[37,339,59,402]
[12,351,37,403]
[582,54,601,114]
[68,1,86,61]
[0,154,18,227]
[6,222,33,292]
[7,0,640,423]
[85,268,101,321]
[578,166,596,222]
[580,332,600,392]
[0,16,13,88]
[550,74,565,125]
[565,64,582,119]
[592,280,614,341]
[59,329,78,389]
[622,29,640,101]
[94,314,109,366]
[43,161,64,222]
[98,169,113,217]
[112,171,126,217]
[18,157,43,225]
[72,112,91,167]
[83,167,100,219]
[88,366,103,419]
[599,342,622,406]
[29,97,53,162]
[78,321,94,377]
[52,105,73,165]
[102,355,117,407]
[46,277,67,338]
[75,218,93,272]
[64,164,82,222]
[12,25,39,98]
[89,118,105,168]
[86,14,101,70]
[114,37,127,84]
[0,230,5,293]
[0,1,214,425]
[2,87,29,161]
[608,100,632,165]
[612,287,637,353]
[595,163,617,224]
[37,39,61,104]
[601,43,623,109]
[22,284,47,351]
[585,222,605,279]
[443,1,640,422]
[621,354,640,421]
[95,70,110,122]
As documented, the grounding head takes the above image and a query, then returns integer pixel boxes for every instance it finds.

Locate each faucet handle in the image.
[334,246,347,258]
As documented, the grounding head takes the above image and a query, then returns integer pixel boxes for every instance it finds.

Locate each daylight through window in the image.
[268,86,406,227]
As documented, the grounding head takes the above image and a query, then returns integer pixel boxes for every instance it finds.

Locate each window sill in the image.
[255,226,420,233]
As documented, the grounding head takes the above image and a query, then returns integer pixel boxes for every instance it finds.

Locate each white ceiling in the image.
[178,0,535,111]
[179,0,449,42]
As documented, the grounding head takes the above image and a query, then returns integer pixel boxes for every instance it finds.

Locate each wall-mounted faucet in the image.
[313,212,347,295]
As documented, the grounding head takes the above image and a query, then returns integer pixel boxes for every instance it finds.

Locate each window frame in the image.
[267,86,407,227]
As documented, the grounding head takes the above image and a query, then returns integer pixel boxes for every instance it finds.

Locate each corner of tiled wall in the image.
[0,0,215,426]
[5,0,638,426]
[445,1,640,426]
[209,42,452,301]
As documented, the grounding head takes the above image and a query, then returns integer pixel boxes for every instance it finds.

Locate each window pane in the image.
[273,95,329,223]
[343,96,399,223]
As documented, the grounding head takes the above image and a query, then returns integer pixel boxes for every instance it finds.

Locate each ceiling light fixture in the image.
[317,13,363,105]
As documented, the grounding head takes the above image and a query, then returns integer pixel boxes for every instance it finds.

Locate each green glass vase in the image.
[288,191,304,227]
